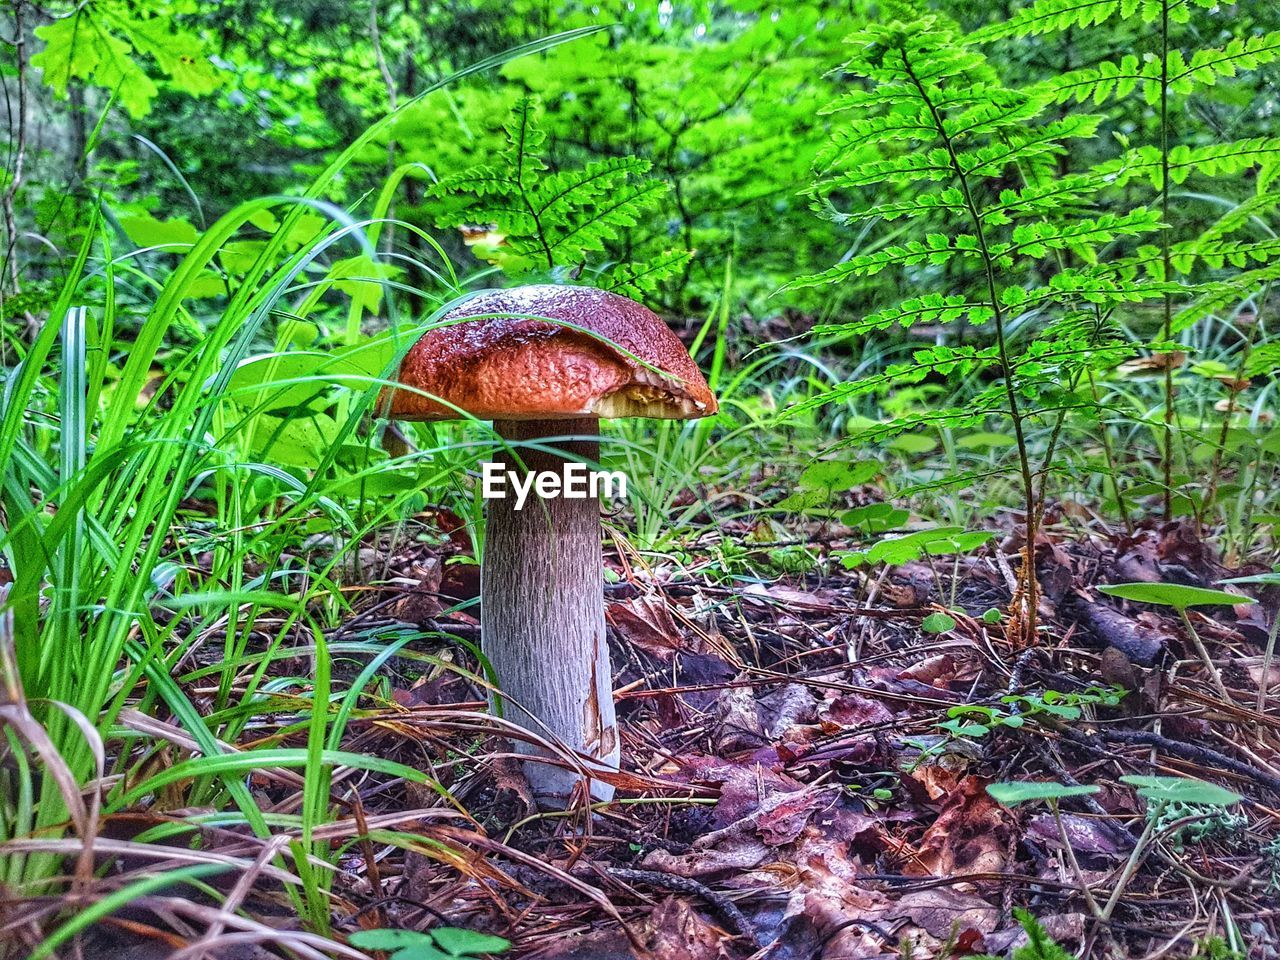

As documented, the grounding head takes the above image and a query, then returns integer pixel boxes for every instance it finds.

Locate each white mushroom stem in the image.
[481,417,619,807]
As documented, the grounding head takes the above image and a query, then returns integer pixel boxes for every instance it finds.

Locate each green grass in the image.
[0,26,613,951]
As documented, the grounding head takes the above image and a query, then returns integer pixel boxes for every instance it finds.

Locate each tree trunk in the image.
[482,417,618,806]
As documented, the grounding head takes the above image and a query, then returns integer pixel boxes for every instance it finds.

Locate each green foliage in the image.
[836,526,993,568]
[976,909,1074,960]
[921,612,957,633]
[987,781,1101,806]
[1097,582,1254,609]
[32,0,223,117]
[429,97,686,288]
[1121,775,1243,807]
[349,927,511,960]
[8,0,1280,948]
[936,686,1124,741]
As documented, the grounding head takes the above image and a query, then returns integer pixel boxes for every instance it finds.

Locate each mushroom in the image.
[385,285,717,806]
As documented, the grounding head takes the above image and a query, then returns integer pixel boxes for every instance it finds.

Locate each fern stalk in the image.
[1159,0,1176,519]
[901,58,1041,640]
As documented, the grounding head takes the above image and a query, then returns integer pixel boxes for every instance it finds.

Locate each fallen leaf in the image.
[905,777,1012,878]
[757,683,819,739]
[897,653,980,688]
[820,693,895,728]
[894,887,998,940]
[639,896,733,960]
[608,595,689,660]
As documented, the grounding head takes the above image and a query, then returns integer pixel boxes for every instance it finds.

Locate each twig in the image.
[595,866,756,944]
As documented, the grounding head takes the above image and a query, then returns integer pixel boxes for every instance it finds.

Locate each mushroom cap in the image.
[384,285,718,422]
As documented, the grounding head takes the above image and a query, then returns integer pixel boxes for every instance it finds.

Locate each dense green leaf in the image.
[1097,583,1254,609]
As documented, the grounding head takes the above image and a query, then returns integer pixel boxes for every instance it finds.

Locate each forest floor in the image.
[90,506,1273,960]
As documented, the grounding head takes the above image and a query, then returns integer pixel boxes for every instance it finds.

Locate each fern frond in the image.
[982,174,1107,225]
[946,91,1043,141]
[545,180,668,258]
[1175,32,1280,89]
[970,0,1129,43]
[958,115,1102,177]
[1036,55,1143,105]
[815,150,955,190]
[1175,261,1280,330]
[811,294,991,338]
[782,345,1004,418]
[1197,192,1280,246]
[827,189,969,225]
[430,97,677,279]
[1170,235,1280,271]
[602,249,693,298]
[1009,268,1173,307]
[1032,30,1280,107]
[503,97,548,189]
[995,209,1162,264]
[533,157,652,219]
[789,233,982,287]
[1104,138,1280,188]
[815,111,936,169]
[843,19,994,87]
[1245,340,1280,378]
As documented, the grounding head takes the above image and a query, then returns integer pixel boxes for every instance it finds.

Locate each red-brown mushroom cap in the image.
[384,285,718,422]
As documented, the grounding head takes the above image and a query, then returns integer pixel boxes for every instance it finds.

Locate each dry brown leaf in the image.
[894,887,998,940]
[1116,351,1186,376]
[639,896,733,960]
[905,777,1012,878]
[783,840,899,958]
[607,595,689,660]
[820,693,895,728]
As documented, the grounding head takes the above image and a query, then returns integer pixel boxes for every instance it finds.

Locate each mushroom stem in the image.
[482,417,619,806]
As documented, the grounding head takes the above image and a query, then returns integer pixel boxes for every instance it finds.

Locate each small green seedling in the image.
[349,927,512,960]
[836,526,993,568]
[921,612,957,633]
[987,781,1103,917]
[987,781,1100,806]
[1120,775,1242,807]
[925,688,1124,765]
[1098,582,1254,700]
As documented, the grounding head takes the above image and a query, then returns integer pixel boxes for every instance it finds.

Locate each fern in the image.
[1044,33,1280,105]
[795,11,1179,639]
[430,97,686,291]
[975,909,1075,960]
[978,0,1280,518]
[970,0,1218,43]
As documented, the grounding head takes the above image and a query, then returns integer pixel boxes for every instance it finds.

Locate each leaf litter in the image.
[32,512,1280,960]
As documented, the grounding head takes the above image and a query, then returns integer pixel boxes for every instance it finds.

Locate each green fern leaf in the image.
[957,115,1102,178]
[811,294,986,338]
[1105,138,1280,188]
[789,234,980,287]
[429,97,677,280]
[603,250,693,298]
[1176,32,1280,89]
[824,189,969,225]
[970,0,1129,43]
[1037,54,1143,105]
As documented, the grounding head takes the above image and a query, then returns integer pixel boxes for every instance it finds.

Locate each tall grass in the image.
[0,27,604,950]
